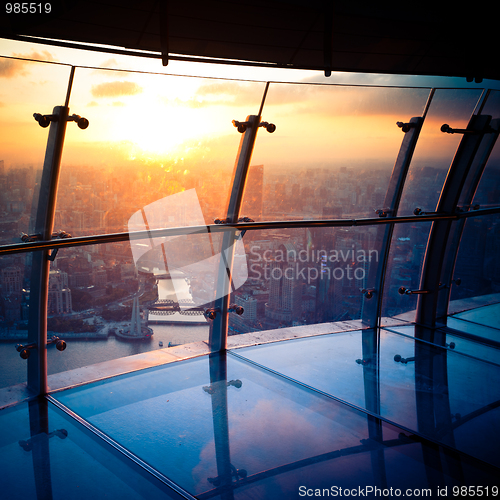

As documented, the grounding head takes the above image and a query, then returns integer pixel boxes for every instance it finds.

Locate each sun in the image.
[123,99,208,157]
[76,70,223,161]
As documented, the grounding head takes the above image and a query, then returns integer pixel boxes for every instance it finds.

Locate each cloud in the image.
[0,57,28,78]
[192,82,269,108]
[0,50,57,78]
[19,49,57,62]
[91,81,143,98]
[99,58,119,68]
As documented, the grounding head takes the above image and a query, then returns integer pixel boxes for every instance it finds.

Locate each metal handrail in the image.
[1,207,499,257]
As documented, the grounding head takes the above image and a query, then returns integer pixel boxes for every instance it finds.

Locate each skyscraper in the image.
[241,164,263,220]
[265,242,302,324]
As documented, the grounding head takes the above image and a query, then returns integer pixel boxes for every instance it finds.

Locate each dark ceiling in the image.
[1,0,498,81]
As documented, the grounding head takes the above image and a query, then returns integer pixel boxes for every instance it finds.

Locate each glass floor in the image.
[1,326,500,499]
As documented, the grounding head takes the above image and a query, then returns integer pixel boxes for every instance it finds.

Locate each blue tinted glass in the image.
[53,350,499,496]
[450,214,500,328]
[234,329,500,468]
[0,399,186,499]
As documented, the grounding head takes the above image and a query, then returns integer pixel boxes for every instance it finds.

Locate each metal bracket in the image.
[456,204,480,212]
[47,230,72,261]
[207,463,247,486]
[202,379,242,394]
[204,304,244,320]
[213,217,254,237]
[396,121,417,133]
[394,354,416,364]
[398,287,431,296]
[214,216,255,224]
[15,342,37,359]
[21,231,72,261]
[413,207,441,216]
[20,232,42,243]
[438,278,461,290]
[361,289,375,299]
[34,112,89,129]
[47,335,67,351]
[15,335,66,359]
[19,428,68,451]
[232,119,276,133]
[374,209,392,218]
[440,123,488,135]
[355,358,371,365]
[394,343,455,365]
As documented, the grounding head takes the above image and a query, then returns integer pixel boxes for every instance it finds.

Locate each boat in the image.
[159,341,163,347]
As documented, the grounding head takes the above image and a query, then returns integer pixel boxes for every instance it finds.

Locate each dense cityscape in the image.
[1,156,499,343]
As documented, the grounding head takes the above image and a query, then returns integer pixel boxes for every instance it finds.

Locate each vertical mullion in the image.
[27,69,75,394]
[416,112,493,330]
[209,115,261,351]
[209,82,270,352]
[435,118,499,322]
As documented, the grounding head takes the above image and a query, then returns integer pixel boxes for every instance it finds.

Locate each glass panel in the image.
[471,143,500,207]
[58,68,267,235]
[387,329,500,468]
[54,351,499,497]
[389,323,500,365]
[0,254,31,389]
[380,221,432,323]
[0,399,185,499]
[0,58,71,390]
[0,58,71,202]
[241,84,430,221]
[234,329,500,468]
[397,88,483,216]
[449,214,500,333]
[46,233,219,376]
[470,89,500,208]
[228,226,380,336]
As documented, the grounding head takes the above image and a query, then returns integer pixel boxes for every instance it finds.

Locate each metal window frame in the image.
[416,91,498,333]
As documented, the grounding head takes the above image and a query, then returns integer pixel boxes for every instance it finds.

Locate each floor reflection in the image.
[49,335,500,498]
[0,397,189,500]
[2,322,499,499]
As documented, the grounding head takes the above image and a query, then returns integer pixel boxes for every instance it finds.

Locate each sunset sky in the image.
[1,38,498,174]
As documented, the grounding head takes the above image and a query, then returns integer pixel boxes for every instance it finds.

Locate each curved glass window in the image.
[0,57,71,390]
[449,214,500,340]
[397,89,483,217]
[380,221,432,323]
[59,68,267,235]
[242,84,430,221]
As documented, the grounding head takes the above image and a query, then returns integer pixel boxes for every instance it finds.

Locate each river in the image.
[0,276,210,390]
